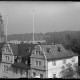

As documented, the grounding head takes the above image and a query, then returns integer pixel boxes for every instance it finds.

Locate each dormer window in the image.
[14,56,17,59]
[17,59,22,63]
[36,51,39,54]
[57,47,61,52]
[46,48,51,53]
[35,50,41,55]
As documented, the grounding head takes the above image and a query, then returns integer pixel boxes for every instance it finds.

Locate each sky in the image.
[0,1,80,35]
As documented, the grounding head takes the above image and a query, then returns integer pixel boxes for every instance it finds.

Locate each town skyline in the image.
[0,1,80,35]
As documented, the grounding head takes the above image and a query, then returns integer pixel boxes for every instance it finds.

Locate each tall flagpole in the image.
[6,15,8,43]
[33,8,34,43]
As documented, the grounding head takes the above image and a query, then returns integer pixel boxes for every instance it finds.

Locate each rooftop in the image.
[36,44,77,60]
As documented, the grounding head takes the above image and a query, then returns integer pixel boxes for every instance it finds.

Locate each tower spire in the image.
[33,8,34,43]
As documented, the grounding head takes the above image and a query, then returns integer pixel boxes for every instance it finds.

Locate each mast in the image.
[32,8,34,43]
[6,15,8,43]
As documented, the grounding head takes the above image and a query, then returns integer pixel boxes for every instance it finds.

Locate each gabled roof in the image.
[9,43,18,56]
[18,43,36,57]
[8,43,36,57]
[40,44,77,60]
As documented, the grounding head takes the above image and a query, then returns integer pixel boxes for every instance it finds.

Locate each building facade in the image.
[1,42,36,78]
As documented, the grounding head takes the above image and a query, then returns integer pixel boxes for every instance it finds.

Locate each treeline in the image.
[44,31,80,54]
[7,33,44,41]
[7,31,80,54]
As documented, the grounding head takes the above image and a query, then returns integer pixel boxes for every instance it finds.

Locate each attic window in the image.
[17,59,22,63]
[14,56,17,59]
[57,47,61,52]
[36,50,39,54]
[46,48,51,53]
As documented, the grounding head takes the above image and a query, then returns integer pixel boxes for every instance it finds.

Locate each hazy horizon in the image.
[0,1,80,35]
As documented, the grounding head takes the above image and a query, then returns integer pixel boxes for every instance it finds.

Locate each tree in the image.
[60,64,75,79]
[60,63,80,79]
[73,63,80,78]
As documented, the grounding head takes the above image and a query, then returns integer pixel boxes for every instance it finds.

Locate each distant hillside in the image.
[7,31,80,44]
[7,33,45,41]
[44,31,80,44]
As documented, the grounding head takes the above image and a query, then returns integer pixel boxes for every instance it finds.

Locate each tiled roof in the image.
[41,44,77,60]
[9,43,18,56]
[18,43,36,57]
[9,43,36,56]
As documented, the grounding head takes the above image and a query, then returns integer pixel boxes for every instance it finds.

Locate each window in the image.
[39,51,41,54]
[20,69,23,76]
[40,74,43,78]
[36,51,39,54]
[72,57,75,62]
[35,61,38,66]
[63,59,66,64]
[5,56,9,61]
[53,74,56,78]
[52,61,56,66]
[33,72,36,77]
[39,61,41,66]
[57,47,61,52]
[35,61,41,66]
[4,65,8,72]
[46,48,51,53]
[3,76,8,78]
[25,60,27,65]
[17,59,22,63]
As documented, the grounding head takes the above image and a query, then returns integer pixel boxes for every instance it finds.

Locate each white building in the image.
[30,44,78,78]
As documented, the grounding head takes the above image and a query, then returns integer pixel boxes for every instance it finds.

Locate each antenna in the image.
[6,15,8,43]
[33,8,34,43]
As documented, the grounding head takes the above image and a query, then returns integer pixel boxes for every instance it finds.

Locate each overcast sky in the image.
[0,1,80,35]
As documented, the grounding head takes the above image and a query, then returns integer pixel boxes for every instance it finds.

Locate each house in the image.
[1,42,36,78]
[30,44,78,78]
